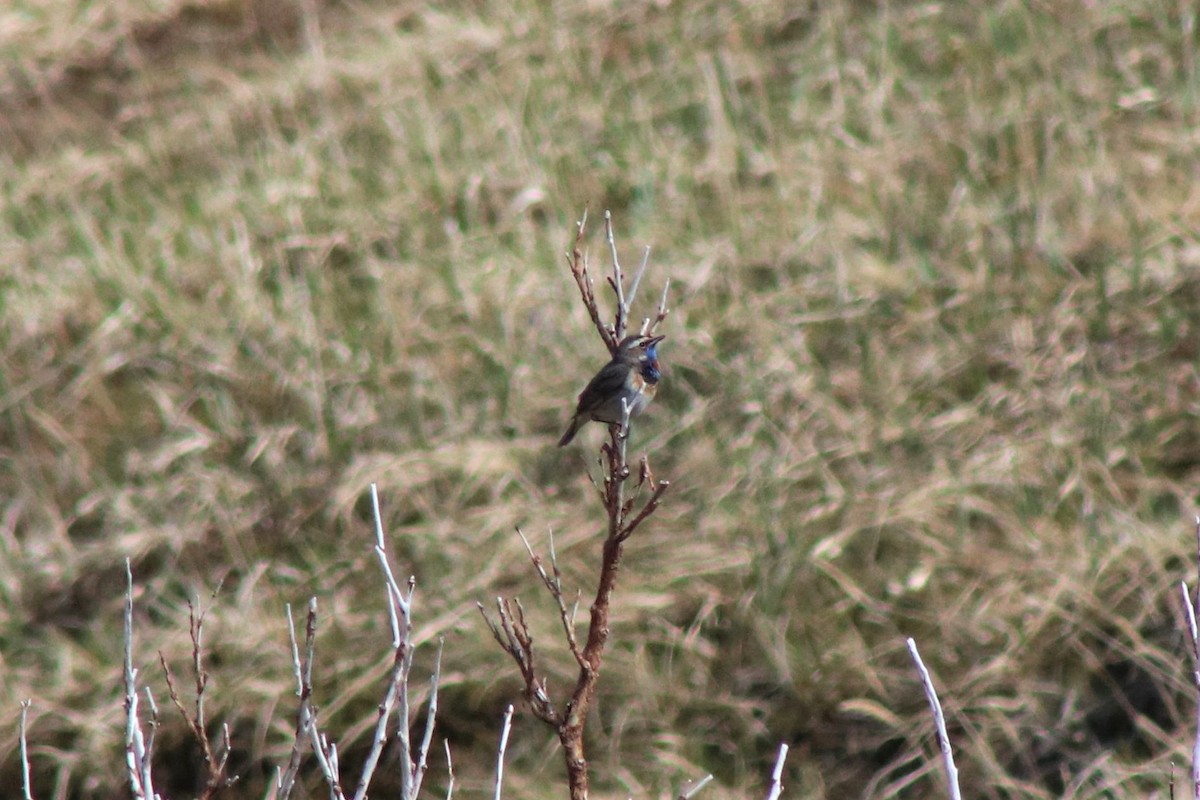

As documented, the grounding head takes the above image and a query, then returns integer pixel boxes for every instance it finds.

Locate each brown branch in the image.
[518,527,585,668]
[158,593,236,799]
[619,480,671,542]
[565,209,618,355]
[478,599,560,726]
[487,211,671,800]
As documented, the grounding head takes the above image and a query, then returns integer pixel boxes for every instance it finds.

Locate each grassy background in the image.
[1,0,1199,797]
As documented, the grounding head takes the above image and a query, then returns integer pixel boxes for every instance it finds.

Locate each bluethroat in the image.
[558,333,665,447]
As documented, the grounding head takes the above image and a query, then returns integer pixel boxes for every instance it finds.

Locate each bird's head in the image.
[617,333,665,370]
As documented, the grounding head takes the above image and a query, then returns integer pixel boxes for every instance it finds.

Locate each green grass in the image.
[1,0,1199,797]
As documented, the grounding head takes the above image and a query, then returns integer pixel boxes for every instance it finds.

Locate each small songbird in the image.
[558,333,665,447]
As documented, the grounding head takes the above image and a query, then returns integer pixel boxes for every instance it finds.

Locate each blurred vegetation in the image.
[1,0,1198,797]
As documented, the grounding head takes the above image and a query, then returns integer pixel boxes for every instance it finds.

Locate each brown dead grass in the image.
[1,0,1198,798]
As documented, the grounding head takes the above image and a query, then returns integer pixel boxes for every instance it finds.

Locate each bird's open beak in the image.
[647,334,666,346]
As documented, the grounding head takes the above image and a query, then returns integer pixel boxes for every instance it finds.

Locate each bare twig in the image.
[479,599,560,725]
[517,526,584,667]
[1194,515,1200,619]
[411,639,444,799]
[604,211,629,341]
[444,740,455,800]
[488,212,671,799]
[565,210,618,354]
[143,689,159,777]
[627,245,651,315]
[297,599,343,797]
[907,638,962,800]
[1182,514,1200,800]
[764,742,789,800]
[353,623,412,800]
[648,276,672,334]
[19,700,34,800]
[676,773,714,800]
[493,705,515,800]
[123,559,157,800]
[276,603,312,800]
[619,480,671,542]
[157,591,236,799]
[275,486,446,800]
[358,485,417,800]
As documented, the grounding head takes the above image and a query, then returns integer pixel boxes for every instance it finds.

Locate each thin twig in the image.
[627,245,651,313]
[143,689,159,779]
[411,639,444,799]
[619,480,671,542]
[372,484,414,645]
[297,600,343,797]
[1185,515,1200,800]
[907,638,962,800]
[517,526,584,666]
[356,484,418,800]
[158,596,235,800]
[493,705,515,800]
[652,277,671,332]
[604,210,629,340]
[353,628,411,800]
[1194,515,1200,621]
[19,700,33,800]
[276,604,310,800]
[444,740,455,800]
[123,559,156,800]
[478,599,560,725]
[677,773,714,800]
[764,742,789,800]
[565,210,617,353]
[488,212,671,800]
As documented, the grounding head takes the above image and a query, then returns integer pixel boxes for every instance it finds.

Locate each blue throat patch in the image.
[641,344,661,383]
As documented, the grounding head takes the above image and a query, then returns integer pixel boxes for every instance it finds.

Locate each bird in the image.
[558,333,665,447]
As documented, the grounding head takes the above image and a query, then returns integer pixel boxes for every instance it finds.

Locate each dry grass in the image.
[1,0,1198,797]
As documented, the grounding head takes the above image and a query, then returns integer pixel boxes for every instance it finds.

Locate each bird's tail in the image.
[557,417,580,447]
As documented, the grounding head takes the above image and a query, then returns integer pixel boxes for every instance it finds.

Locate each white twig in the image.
[907,638,962,800]
[1181,582,1198,654]
[372,483,412,644]
[308,724,341,794]
[444,739,455,800]
[143,689,159,765]
[357,484,417,800]
[627,245,651,311]
[296,599,342,797]
[1192,516,1200,800]
[412,640,444,798]
[642,277,672,335]
[286,605,303,694]
[19,700,33,800]
[677,773,714,799]
[123,559,157,800]
[1184,539,1200,800]
[277,604,310,797]
[363,483,440,800]
[353,647,406,800]
[764,742,789,800]
[656,277,671,326]
[605,210,628,339]
[493,705,515,800]
[619,395,633,454]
